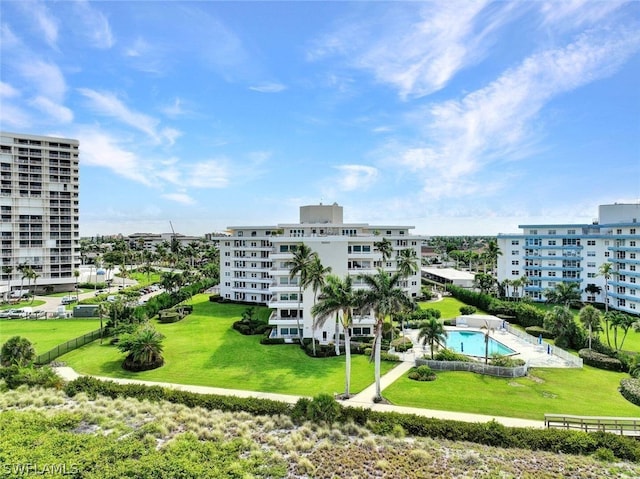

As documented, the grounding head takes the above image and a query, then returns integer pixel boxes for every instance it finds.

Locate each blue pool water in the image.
[446,330,516,357]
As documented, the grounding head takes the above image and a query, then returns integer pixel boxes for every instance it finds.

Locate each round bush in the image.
[408,365,437,381]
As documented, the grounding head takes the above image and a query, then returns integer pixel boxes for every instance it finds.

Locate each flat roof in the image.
[421,267,475,281]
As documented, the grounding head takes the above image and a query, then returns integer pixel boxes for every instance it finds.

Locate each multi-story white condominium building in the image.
[0,132,80,297]
[219,203,425,341]
[497,203,640,316]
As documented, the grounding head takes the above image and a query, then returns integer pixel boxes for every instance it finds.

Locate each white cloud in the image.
[334,165,379,191]
[30,96,73,123]
[19,60,67,101]
[309,1,515,99]
[394,27,640,198]
[0,82,20,98]
[76,128,153,186]
[73,0,114,49]
[0,104,32,129]
[78,88,176,144]
[183,161,229,188]
[540,0,627,29]
[29,0,59,48]
[249,82,286,93]
[162,192,195,205]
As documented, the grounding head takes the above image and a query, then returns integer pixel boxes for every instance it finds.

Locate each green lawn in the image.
[0,300,46,310]
[418,297,488,318]
[0,318,102,354]
[129,271,162,286]
[384,365,640,420]
[60,295,395,396]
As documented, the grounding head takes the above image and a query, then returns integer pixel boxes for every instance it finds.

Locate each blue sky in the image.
[1,1,639,237]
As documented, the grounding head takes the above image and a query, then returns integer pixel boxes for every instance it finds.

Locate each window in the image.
[548,282,556,287]
[632,277,637,284]
[587,251,596,257]
[631,241,637,247]
[512,260,519,265]
[511,240,519,245]
[631,265,636,272]
[587,240,596,246]
[511,250,519,255]
[548,251,556,256]
[587,273,596,278]
[631,228,636,235]
[605,252,610,257]
[587,262,596,268]
[548,230,556,235]
[548,272,556,277]
[631,253,637,259]
[548,240,556,246]
[568,229,576,235]
[511,270,519,275]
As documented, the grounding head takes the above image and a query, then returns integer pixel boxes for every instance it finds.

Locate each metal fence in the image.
[35,328,103,364]
[505,324,583,368]
[416,358,528,378]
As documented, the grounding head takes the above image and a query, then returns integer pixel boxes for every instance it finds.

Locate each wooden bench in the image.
[544,414,640,436]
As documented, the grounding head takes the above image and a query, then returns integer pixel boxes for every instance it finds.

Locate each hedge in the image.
[61,376,640,462]
[525,326,554,340]
[578,349,624,372]
[620,378,640,407]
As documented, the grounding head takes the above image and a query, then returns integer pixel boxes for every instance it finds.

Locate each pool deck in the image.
[404,327,577,368]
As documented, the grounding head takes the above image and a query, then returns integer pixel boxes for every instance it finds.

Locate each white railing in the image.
[505,324,583,367]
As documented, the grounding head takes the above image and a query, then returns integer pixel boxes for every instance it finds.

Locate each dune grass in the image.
[0,318,102,354]
[60,295,394,396]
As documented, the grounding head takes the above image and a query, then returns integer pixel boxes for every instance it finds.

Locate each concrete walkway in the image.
[53,362,545,430]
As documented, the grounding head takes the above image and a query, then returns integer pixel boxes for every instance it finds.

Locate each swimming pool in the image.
[446,330,516,357]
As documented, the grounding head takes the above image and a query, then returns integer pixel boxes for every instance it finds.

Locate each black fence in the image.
[35,328,103,364]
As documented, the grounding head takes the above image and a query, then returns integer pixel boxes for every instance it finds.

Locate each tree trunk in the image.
[374,319,382,401]
[334,313,340,356]
[344,330,352,397]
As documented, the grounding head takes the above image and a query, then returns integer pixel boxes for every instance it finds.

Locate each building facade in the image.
[497,203,640,316]
[219,204,425,341]
[0,132,80,297]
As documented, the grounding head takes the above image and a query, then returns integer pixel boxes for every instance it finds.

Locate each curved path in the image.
[53,363,544,430]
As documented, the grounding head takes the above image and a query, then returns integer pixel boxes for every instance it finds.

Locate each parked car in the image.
[0,309,18,318]
[61,296,75,305]
[9,307,33,319]
[28,310,46,319]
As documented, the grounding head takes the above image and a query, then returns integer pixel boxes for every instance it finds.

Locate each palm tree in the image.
[73,269,80,300]
[358,268,414,401]
[312,275,357,397]
[544,281,581,307]
[396,248,419,279]
[117,325,165,371]
[579,305,602,350]
[288,243,316,342]
[609,312,636,351]
[485,239,502,275]
[543,306,574,340]
[2,265,12,303]
[502,279,512,300]
[599,262,613,346]
[29,271,39,305]
[417,317,448,359]
[374,238,393,263]
[306,256,331,356]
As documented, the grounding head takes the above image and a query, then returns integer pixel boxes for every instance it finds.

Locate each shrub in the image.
[380,351,401,362]
[0,365,63,389]
[157,310,182,323]
[434,348,472,362]
[260,337,285,345]
[459,306,477,315]
[579,349,624,372]
[390,336,413,352]
[490,355,526,367]
[408,365,437,381]
[620,378,640,407]
[1,336,35,367]
[525,326,554,340]
[306,393,343,425]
